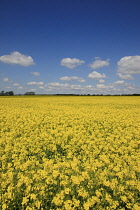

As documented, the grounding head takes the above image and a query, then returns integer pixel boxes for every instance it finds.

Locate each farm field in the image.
[0,96,140,210]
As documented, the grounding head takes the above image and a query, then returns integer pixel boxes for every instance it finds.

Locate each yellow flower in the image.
[22,197,29,205]
[30,193,36,200]
[1,96,140,209]
[64,188,70,194]
[121,195,127,202]
[84,202,90,210]
[71,176,80,185]
[2,204,7,210]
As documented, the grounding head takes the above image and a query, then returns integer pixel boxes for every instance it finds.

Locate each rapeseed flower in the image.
[1,95,140,209]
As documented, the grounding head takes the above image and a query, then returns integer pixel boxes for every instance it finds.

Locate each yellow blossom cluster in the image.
[1,96,140,210]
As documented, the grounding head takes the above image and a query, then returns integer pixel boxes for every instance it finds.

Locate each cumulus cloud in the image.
[3,77,9,82]
[117,73,134,80]
[13,83,19,86]
[117,56,140,74]
[0,51,35,66]
[39,86,45,89]
[44,81,140,95]
[59,76,72,81]
[88,57,110,69]
[37,82,44,85]
[46,82,82,90]
[46,82,115,93]
[47,82,69,88]
[18,86,23,89]
[99,79,105,83]
[96,84,106,88]
[30,89,36,91]
[88,71,106,79]
[60,58,85,69]
[31,72,40,76]
[59,76,85,83]
[27,81,44,85]
[113,80,125,85]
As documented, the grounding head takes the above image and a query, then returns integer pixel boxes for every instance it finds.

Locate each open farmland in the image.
[1,96,140,210]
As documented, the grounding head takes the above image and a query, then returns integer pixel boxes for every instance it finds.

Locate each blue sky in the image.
[0,0,140,94]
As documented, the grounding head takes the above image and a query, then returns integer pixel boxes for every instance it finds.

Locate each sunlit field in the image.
[1,96,140,210]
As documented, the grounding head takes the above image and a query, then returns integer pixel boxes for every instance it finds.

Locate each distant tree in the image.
[24,92,35,95]
[5,92,9,96]
[9,91,14,95]
[0,90,14,96]
[0,91,5,95]
[132,93,140,96]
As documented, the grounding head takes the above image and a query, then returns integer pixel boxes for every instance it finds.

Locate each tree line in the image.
[0,91,14,96]
[0,91,140,96]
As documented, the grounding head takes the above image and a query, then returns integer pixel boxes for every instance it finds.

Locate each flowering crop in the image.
[1,96,140,210]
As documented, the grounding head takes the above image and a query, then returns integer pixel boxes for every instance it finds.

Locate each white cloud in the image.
[31,72,40,76]
[5,86,11,89]
[88,57,110,69]
[30,89,36,91]
[94,57,100,60]
[117,73,134,80]
[117,56,140,74]
[96,84,106,88]
[114,80,125,85]
[44,81,140,95]
[18,86,23,89]
[77,78,85,83]
[60,58,85,69]
[46,82,82,90]
[88,71,106,79]
[71,85,82,90]
[99,79,105,83]
[39,86,45,89]
[85,85,94,89]
[27,82,36,85]
[37,82,44,85]
[123,82,135,87]
[13,83,19,86]
[127,86,135,90]
[0,51,35,66]
[59,76,72,81]
[3,77,9,82]
[47,82,69,88]
[27,81,44,85]
[59,76,85,83]
[45,82,117,93]
[94,84,117,94]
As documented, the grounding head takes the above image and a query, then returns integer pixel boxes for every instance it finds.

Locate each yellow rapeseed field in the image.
[0,96,140,210]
